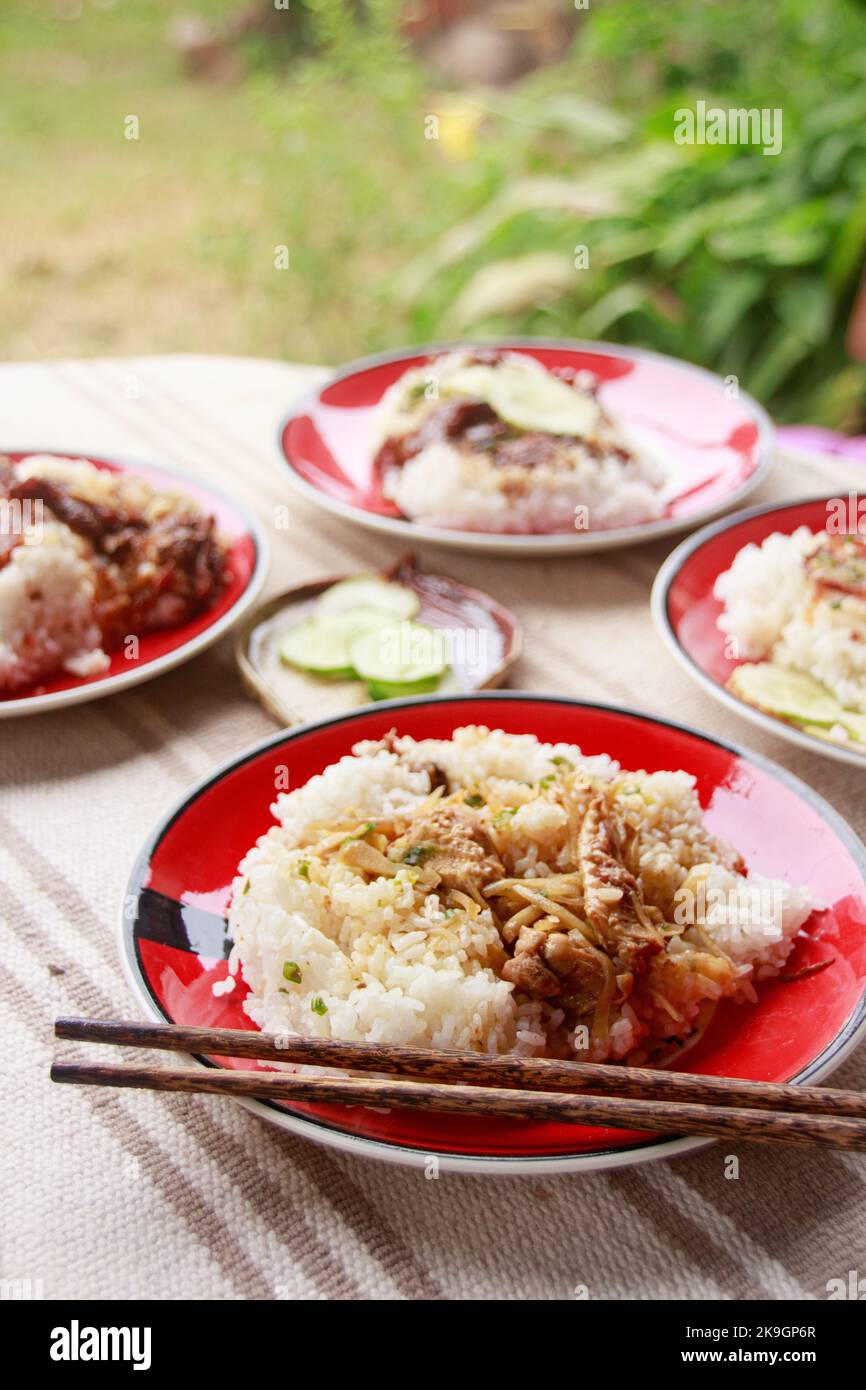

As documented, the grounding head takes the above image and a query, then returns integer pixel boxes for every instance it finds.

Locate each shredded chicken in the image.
[390,803,505,903]
[578,795,665,976]
[502,914,613,1018]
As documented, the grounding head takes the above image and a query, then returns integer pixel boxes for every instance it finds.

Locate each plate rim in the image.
[651,492,866,768]
[0,448,270,717]
[119,690,866,1175]
[276,337,776,556]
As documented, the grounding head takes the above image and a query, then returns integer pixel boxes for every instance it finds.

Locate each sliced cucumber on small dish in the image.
[278,576,448,699]
[315,574,419,620]
[350,619,448,699]
[278,607,389,679]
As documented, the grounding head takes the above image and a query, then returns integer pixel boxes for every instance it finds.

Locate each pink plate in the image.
[278,340,774,556]
[0,450,268,717]
[652,496,866,767]
[121,692,866,1175]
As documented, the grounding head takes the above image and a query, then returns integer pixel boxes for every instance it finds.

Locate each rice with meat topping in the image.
[370,350,669,534]
[0,454,228,692]
[227,726,812,1064]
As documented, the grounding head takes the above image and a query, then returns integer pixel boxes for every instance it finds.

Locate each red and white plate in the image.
[278,340,774,556]
[121,692,866,1175]
[0,451,268,717]
[652,496,866,767]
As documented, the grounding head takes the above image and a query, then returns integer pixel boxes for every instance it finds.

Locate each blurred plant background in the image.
[2,0,866,426]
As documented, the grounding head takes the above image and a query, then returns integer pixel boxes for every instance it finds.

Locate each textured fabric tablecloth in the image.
[2,353,865,1302]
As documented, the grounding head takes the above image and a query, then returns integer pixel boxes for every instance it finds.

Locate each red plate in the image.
[121,692,866,1174]
[278,341,774,556]
[0,450,268,717]
[653,496,866,767]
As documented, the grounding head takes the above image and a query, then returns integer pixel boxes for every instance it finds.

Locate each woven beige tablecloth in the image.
[2,353,865,1302]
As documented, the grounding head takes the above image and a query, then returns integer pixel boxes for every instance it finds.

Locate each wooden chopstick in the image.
[49,1058,866,1152]
[54,1016,866,1119]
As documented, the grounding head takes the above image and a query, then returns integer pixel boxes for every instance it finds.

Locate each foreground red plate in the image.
[121,693,866,1174]
[0,450,268,716]
[652,496,866,767]
[278,340,774,557]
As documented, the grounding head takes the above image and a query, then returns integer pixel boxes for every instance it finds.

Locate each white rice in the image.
[714,527,813,659]
[0,523,108,690]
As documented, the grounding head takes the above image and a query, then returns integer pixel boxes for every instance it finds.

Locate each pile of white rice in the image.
[371,352,669,534]
[226,726,812,1061]
[714,526,866,712]
[0,522,108,690]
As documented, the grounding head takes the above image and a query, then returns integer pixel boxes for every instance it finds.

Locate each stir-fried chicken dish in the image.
[227,727,812,1065]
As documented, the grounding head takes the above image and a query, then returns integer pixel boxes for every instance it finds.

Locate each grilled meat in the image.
[9,475,141,548]
[94,512,228,643]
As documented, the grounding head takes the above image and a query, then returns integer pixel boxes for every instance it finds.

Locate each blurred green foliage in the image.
[250,0,866,425]
[1,0,865,426]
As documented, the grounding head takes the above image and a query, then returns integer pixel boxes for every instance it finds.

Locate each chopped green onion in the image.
[403,843,434,866]
[297,860,310,879]
[282,961,302,984]
[340,821,377,848]
[310,996,328,1016]
[465,793,484,808]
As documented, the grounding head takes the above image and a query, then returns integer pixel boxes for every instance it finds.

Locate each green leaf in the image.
[698,270,766,354]
[747,326,812,400]
[445,253,577,330]
[828,192,866,291]
[578,281,660,336]
[776,280,833,346]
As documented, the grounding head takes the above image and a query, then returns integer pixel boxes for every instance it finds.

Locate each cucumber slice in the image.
[349,620,448,688]
[366,674,444,700]
[278,608,387,679]
[316,575,419,620]
[442,361,600,437]
[729,663,841,727]
[838,710,866,746]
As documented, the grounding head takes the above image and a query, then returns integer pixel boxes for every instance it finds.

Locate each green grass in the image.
[0,0,369,361]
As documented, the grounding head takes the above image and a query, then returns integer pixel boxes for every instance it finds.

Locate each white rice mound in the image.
[227,726,812,1059]
[776,596,866,714]
[714,527,813,659]
[714,526,866,711]
[372,351,669,534]
[0,522,108,690]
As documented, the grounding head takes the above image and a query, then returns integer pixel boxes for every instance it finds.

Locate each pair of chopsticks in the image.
[51,1017,866,1152]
